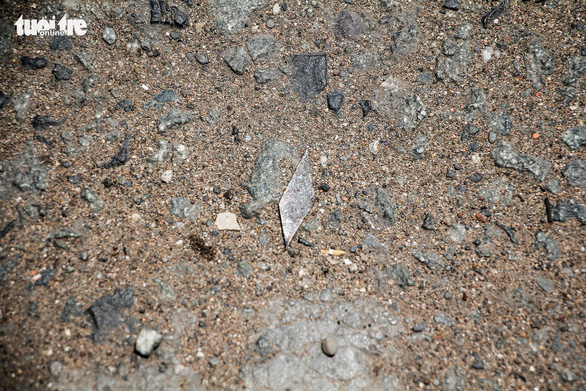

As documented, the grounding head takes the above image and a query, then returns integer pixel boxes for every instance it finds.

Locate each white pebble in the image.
[273,3,280,15]
[161,170,173,183]
[321,335,338,357]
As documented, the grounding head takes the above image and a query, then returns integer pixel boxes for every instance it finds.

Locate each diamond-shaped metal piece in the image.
[279,149,314,248]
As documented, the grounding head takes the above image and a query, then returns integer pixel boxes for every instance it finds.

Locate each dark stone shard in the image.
[223,46,250,74]
[318,183,330,192]
[329,210,341,227]
[562,127,586,151]
[382,264,415,287]
[0,220,17,240]
[544,198,553,223]
[461,124,480,142]
[0,91,9,109]
[551,200,586,224]
[150,0,162,23]
[468,173,483,183]
[298,237,314,247]
[87,287,134,341]
[189,235,215,261]
[422,214,435,230]
[53,64,72,80]
[0,256,19,286]
[482,0,509,29]
[472,360,484,370]
[103,133,131,169]
[34,133,55,147]
[374,187,397,225]
[49,35,72,50]
[291,54,328,102]
[327,91,344,114]
[173,9,188,27]
[333,10,365,41]
[153,89,178,103]
[59,296,80,322]
[21,56,48,70]
[32,115,65,130]
[495,222,519,244]
[443,0,459,11]
[489,112,513,135]
[115,99,135,112]
[358,99,372,117]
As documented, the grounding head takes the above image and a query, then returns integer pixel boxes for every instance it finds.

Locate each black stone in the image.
[328,91,344,114]
[412,323,425,332]
[174,10,188,27]
[468,173,483,183]
[358,99,372,117]
[87,287,135,341]
[443,0,460,11]
[103,133,132,169]
[329,210,342,227]
[482,0,508,29]
[150,0,162,23]
[115,99,135,112]
[53,64,72,80]
[291,54,328,102]
[21,56,48,70]
[0,220,17,239]
[49,35,72,50]
[298,237,314,247]
[32,115,65,130]
[422,213,435,230]
[318,183,330,192]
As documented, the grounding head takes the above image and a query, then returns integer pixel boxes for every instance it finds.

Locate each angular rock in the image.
[422,214,435,230]
[482,0,509,29]
[12,146,48,191]
[358,100,372,117]
[413,249,442,270]
[169,197,201,221]
[491,141,551,182]
[145,89,179,110]
[562,127,586,150]
[135,329,163,357]
[53,64,72,80]
[443,0,459,11]
[241,139,298,218]
[215,212,241,231]
[461,124,480,142]
[12,90,31,122]
[103,133,131,169]
[562,159,585,188]
[172,143,190,164]
[0,20,13,62]
[327,91,344,115]
[87,287,134,342]
[435,39,472,84]
[223,46,251,74]
[157,110,193,133]
[382,264,415,287]
[32,115,65,130]
[291,54,328,102]
[21,56,48,70]
[534,231,561,261]
[391,23,420,56]
[208,0,268,34]
[545,179,562,195]
[410,134,427,159]
[535,275,554,293]
[147,140,171,165]
[333,10,365,41]
[246,34,276,62]
[448,223,466,243]
[103,27,117,45]
[50,35,72,50]
[254,67,278,84]
[551,199,586,224]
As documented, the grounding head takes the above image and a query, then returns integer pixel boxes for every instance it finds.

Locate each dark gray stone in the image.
[435,39,472,84]
[223,46,251,74]
[491,141,551,182]
[103,27,117,45]
[50,35,72,51]
[461,124,480,142]
[254,67,278,84]
[410,134,427,160]
[103,133,131,169]
[53,64,72,80]
[422,213,435,230]
[21,56,48,70]
[87,287,134,342]
[12,146,49,192]
[0,256,18,286]
[0,21,13,62]
[535,231,561,261]
[333,10,365,41]
[535,275,554,293]
[32,115,65,130]
[241,139,298,218]
[416,72,433,85]
[81,187,104,212]
[392,23,421,56]
[157,110,193,133]
[195,54,209,64]
[59,296,80,322]
[443,0,459,11]
[412,323,425,332]
[551,199,586,224]
[246,34,276,62]
[562,127,586,150]
[413,249,442,270]
[562,159,585,188]
[327,91,344,114]
[545,179,562,195]
[291,54,328,102]
[374,187,397,226]
[382,264,415,287]
[489,112,513,135]
[466,88,486,111]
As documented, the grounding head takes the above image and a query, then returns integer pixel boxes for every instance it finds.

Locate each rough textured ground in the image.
[0,0,585,390]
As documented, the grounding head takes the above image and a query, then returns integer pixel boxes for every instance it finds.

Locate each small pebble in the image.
[413,323,425,332]
[321,335,338,357]
[161,170,173,183]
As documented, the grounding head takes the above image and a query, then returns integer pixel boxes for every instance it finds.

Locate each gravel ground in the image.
[0,0,585,390]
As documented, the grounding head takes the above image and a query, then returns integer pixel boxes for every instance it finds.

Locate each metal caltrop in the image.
[279,149,314,248]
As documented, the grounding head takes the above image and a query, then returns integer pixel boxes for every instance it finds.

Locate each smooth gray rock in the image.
[157,110,193,133]
[195,54,209,64]
[102,27,117,45]
[433,312,455,327]
[545,179,562,194]
[241,139,298,218]
[562,159,585,188]
[208,0,268,34]
[491,141,551,182]
[321,335,338,356]
[169,197,201,221]
[535,231,561,261]
[135,329,163,357]
[291,54,328,102]
[535,275,554,293]
[246,34,276,62]
[562,127,586,150]
[223,46,251,74]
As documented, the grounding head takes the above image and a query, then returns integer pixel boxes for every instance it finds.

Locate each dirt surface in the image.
[0,0,585,390]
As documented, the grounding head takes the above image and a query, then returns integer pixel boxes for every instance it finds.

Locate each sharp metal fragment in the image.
[279,149,314,248]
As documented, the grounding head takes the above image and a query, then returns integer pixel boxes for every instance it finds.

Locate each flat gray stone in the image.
[491,141,551,182]
[291,54,328,102]
[208,0,268,34]
[562,127,586,150]
[413,249,443,270]
[535,231,561,261]
[102,26,117,45]
[157,110,193,134]
[169,197,202,221]
[254,67,278,84]
[246,34,276,62]
[448,223,466,243]
[562,159,585,188]
[535,275,554,293]
[224,46,251,74]
[333,10,365,41]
